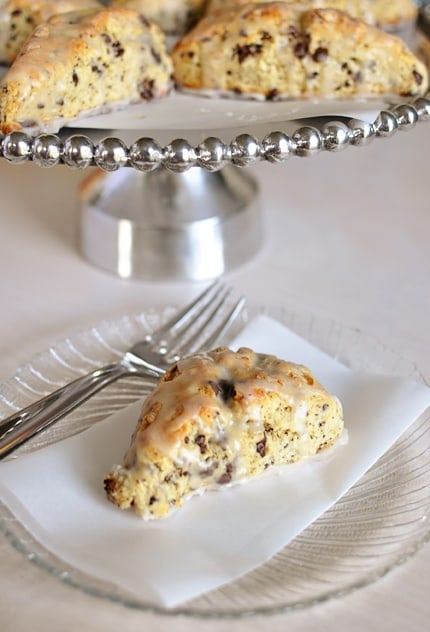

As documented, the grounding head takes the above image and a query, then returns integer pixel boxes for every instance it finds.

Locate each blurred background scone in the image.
[110,0,208,35]
[204,0,419,29]
[0,0,103,63]
[172,3,427,100]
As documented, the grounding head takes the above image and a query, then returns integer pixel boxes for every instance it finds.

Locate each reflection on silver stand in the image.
[80,164,262,281]
[2,86,429,282]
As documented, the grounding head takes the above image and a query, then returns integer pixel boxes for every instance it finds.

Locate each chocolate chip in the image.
[72,70,79,86]
[103,477,115,495]
[139,79,155,100]
[218,379,237,402]
[256,436,266,457]
[151,48,161,64]
[112,41,125,58]
[209,379,236,401]
[218,463,233,484]
[312,47,328,62]
[195,434,207,454]
[413,70,423,85]
[261,31,273,42]
[287,25,299,39]
[266,88,279,101]
[233,43,263,64]
[149,496,157,505]
[294,40,309,59]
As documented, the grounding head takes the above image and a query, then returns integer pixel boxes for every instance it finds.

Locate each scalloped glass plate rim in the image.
[0,305,429,619]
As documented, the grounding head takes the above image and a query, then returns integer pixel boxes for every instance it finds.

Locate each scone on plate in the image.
[104,347,344,520]
[172,3,427,100]
[204,0,419,29]
[111,0,208,35]
[0,0,103,64]
[0,6,174,134]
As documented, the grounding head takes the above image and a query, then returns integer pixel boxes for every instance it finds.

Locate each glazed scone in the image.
[111,0,208,35]
[104,347,344,520]
[172,3,428,100]
[0,0,103,64]
[0,7,174,134]
[205,0,418,29]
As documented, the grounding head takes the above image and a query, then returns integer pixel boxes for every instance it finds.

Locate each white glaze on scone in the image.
[0,0,103,63]
[0,7,174,134]
[104,347,344,519]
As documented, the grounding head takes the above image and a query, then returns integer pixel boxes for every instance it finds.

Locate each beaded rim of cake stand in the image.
[0,96,429,173]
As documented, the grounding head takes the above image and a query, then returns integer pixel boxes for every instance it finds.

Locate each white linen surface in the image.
[0,315,429,608]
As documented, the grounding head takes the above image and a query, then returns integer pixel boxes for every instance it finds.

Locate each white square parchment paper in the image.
[1,315,429,608]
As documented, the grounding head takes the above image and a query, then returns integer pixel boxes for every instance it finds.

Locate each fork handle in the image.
[0,362,131,460]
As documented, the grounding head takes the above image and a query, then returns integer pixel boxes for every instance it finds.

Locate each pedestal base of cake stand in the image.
[79,165,262,282]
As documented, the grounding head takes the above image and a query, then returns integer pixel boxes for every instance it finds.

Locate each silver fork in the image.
[0,282,245,460]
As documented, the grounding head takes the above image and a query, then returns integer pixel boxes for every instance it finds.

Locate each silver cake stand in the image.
[1,95,429,281]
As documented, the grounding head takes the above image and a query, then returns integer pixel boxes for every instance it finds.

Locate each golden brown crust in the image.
[104,347,344,519]
[172,3,427,99]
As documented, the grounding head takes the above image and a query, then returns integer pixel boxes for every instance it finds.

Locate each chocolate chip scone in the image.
[111,0,208,35]
[357,0,418,29]
[0,6,174,134]
[0,0,103,64]
[172,3,427,100]
[205,0,418,29]
[104,347,344,520]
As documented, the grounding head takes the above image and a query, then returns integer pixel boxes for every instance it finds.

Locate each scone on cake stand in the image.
[0,2,429,281]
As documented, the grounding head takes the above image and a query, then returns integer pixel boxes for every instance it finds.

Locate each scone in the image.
[204,0,418,29]
[0,7,174,134]
[172,3,427,100]
[0,0,103,64]
[104,347,344,520]
[111,0,208,35]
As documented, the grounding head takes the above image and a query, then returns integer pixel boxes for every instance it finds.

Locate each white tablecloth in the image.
[0,122,429,631]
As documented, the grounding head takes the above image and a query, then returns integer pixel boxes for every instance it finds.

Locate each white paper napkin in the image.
[1,315,429,609]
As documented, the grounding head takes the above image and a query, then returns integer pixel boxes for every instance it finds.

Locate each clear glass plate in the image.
[0,306,429,618]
